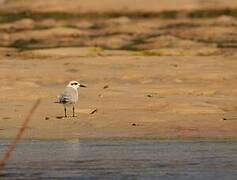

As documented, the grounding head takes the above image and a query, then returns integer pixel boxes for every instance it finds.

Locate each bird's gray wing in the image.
[59,87,77,104]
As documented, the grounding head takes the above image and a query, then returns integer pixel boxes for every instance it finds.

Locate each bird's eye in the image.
[71,83,78,86]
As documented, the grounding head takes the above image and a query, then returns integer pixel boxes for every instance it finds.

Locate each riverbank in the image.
[0,0,237,140]
[0,50,237,140]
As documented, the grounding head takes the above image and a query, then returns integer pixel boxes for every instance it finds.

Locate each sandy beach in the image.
[0,0,237,140]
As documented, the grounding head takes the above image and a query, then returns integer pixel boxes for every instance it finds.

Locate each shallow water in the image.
[0,140,236,179]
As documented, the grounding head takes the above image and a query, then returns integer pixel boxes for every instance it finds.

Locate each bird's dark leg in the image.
[73,105,75,117]
[64,107,67,117]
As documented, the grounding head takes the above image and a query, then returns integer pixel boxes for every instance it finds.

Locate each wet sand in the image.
[0,51,237,140]
[0,0,237,140]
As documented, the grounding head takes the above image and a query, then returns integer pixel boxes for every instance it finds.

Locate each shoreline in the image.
[1,136,237,142]
[1,1,237,141]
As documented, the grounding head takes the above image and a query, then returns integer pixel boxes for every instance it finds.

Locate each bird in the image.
[58,80,86,117]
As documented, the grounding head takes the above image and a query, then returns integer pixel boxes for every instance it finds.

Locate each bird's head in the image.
[67,80,86,89]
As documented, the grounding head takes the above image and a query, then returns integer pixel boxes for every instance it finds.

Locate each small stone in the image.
[222,118,227,121]
[103,85,109,89]
[90,108,97,115]
[171,64,178,67]
[56,116,64,119]
[147,94,153,97]
[45,117,50,120]
[64,62,70,65]
[132,123,136,126]
[2,117,11,120]
[66,68,78,73]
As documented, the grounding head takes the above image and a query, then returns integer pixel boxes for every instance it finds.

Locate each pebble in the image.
[103,85,109,89]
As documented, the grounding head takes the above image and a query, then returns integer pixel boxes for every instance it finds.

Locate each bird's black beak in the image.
[80,84,87,88]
